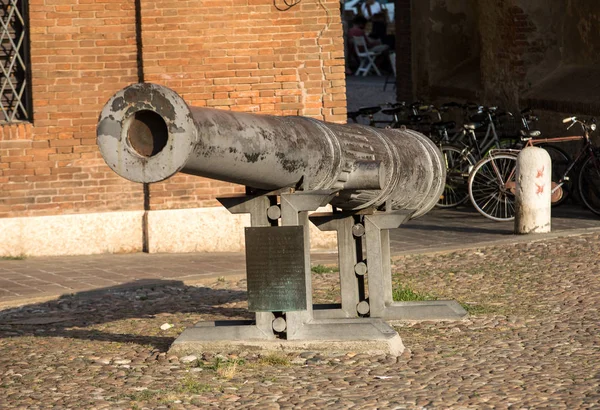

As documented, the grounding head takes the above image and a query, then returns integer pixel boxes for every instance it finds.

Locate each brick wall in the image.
[140,0,345,210]
[0,0,346,217]
[0,0,142,218]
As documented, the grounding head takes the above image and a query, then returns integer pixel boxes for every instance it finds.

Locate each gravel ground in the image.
[0,233,599,409]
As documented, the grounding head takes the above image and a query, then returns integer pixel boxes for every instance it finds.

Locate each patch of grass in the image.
[392,285,437,302]
[258,353,291,366]
[460,303,502,315]
[216,360,241,379]
[178,376,212,393]
[0,254,26,260]
[123,377,212,404]
[125,389,164,402]
[311,264,339,274]
[202,357,245,379]
[217,276,226,282]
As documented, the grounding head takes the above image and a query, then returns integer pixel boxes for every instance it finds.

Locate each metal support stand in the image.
[170,190,405,357]
[310,209,467,321]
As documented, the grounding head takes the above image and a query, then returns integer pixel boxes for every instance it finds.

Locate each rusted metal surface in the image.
[97,83,445,217]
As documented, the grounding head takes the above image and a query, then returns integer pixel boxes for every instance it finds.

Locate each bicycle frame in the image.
[466,115,598,221]
[453,112,501,160]
[486,131,590,204]
[527,136,587,194]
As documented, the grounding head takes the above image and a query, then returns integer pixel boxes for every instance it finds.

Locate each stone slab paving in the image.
[0,253,246,308]
[0,232,599,408]
[345,76,397,112]
[396,203,600,255]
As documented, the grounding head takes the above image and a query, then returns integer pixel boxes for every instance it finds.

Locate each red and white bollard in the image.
[515,147,551,234]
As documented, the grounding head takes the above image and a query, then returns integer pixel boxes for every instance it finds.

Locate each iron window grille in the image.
[0,0,31,123]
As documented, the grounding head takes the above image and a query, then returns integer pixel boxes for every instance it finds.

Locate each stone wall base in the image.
[0,207,337,257]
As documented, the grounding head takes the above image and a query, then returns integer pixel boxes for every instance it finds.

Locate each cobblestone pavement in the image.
[0,232,599,408]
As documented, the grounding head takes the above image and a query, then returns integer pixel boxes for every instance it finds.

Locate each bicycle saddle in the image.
[347,111,361,121]
[358,106,381,116]
[381,106,407,116]
[519,129,541,138]
[464,122,485,130]
[430,121,456,131]
[393,115,424,126]
[409,101,423,109]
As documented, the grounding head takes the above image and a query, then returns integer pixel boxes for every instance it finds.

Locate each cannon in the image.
[96,83,465,356]
[97,83,444,218]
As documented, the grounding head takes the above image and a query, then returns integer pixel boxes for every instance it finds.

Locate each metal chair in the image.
[352,36,388,77]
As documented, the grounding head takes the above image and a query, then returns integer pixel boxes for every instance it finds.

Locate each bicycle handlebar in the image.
[562,116,597,133]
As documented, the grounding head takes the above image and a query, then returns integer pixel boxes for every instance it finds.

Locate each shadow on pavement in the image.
[551,204,599,220]
[0,279,250,351]
[402,223,511,235]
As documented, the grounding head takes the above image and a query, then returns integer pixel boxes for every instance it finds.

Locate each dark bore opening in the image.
[128,110,169,157]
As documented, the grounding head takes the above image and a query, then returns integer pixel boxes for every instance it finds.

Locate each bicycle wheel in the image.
[436,144,475,208]
[578,155,600,216]
[468,153,518,221]
[538,144,572,206]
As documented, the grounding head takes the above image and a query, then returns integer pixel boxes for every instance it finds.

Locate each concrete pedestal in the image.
[169,318,405,357]
[515,147,552,234]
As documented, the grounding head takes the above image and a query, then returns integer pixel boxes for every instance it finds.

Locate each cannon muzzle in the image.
[97,83,444,218]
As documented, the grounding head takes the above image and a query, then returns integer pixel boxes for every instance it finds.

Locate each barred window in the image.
[0,0,31,123]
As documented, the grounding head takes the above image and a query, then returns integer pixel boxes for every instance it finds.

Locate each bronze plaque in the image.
[245,226,307,312]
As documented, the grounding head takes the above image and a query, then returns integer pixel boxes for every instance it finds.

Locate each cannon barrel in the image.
[97,83,445,218]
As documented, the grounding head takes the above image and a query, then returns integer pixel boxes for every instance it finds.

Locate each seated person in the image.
[347,15,388,52]
[347,15,389,74]
[370,18,395,49]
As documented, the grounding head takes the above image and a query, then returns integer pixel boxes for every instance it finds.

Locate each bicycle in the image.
[467,116,599,221]
[425,102,483,145]
[380,101,425,129]
[347,105,392,127]
[436,106,529,208]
